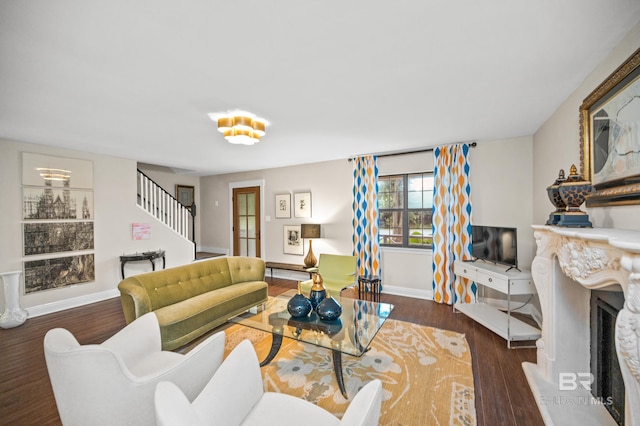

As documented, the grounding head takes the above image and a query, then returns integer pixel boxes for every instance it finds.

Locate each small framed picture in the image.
[283,225,303,255]
[293,192,311,218]
[176,185,195,207]
[275,193,291,218]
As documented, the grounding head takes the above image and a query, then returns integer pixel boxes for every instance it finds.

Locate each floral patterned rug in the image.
[224,319,476,425]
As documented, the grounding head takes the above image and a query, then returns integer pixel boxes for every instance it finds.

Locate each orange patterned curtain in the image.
[432,144,474,305]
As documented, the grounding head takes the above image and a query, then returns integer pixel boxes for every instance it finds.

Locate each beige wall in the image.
[200,137,534,299]
[533,22,640,229]
[199,159,354,261]
[0,139,194,315]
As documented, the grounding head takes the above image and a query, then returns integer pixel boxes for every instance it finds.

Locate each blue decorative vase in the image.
[287,282,312,318]
[557,164,593,228]
[545,169,566,225]
[316,290,342,321]
[309,273,326,311]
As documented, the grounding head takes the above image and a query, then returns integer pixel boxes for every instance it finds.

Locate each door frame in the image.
[228,179,265,258]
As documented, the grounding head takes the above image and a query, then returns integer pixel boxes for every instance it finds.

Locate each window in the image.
[378,172,434,248]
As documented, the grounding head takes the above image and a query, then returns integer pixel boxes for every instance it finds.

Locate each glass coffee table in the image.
[229,289,394,398]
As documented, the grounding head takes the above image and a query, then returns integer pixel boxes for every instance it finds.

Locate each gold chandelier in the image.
[208,111,268,145]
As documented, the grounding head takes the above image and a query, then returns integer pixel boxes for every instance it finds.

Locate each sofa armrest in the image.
[118,279,153,323]
[115,329,226,401]
[341,379,382,425]
[161,330,227,401]
[102,312,162,364]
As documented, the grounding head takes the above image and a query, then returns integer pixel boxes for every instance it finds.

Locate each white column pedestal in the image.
[0,271,28,329]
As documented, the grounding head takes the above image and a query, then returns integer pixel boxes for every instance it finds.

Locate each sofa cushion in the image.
[155,281,268,350]
[137,259,234,310]
[227,256,266,284]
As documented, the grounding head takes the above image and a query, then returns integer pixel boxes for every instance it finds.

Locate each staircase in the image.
[137,169,195,248]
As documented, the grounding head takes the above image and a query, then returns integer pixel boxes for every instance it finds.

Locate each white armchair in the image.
[154,339,383,426]
[44,312,225,426]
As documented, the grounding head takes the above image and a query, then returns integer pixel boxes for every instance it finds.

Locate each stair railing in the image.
[137,169,193,242]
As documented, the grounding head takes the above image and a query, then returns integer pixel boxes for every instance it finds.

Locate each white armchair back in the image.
[154,339,383,426]
[44,312,225,426]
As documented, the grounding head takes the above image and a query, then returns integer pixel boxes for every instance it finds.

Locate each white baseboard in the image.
[266,272,435,301]
[26,289,120,318]
[198,246,229,255]
[381,284,433,300]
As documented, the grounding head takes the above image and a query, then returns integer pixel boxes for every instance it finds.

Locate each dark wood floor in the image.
[0,278,544,425]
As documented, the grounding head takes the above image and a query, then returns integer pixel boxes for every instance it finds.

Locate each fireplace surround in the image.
[523,225,640,425]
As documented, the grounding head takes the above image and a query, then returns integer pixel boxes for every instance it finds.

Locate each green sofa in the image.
[117,256,268,350]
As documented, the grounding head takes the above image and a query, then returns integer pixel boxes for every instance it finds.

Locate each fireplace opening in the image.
[590,290,625,425]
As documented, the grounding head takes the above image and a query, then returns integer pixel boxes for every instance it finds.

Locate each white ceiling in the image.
[1,1,640,176]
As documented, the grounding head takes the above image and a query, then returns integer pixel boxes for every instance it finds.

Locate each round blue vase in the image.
[287,293,312,318]
[316,294,342,321]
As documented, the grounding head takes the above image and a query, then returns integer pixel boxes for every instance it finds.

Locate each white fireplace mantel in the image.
[523,225,640,425]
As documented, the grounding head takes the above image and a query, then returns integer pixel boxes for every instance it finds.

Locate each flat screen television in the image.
[471,225,518,269]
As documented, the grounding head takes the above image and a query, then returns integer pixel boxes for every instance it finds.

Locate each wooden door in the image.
[232,186,261,257]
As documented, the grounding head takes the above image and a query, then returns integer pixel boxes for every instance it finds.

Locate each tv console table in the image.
[453,260,540,348]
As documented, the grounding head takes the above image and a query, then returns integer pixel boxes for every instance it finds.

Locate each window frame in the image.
[378,172,434,250]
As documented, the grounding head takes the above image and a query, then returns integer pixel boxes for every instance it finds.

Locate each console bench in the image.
[265,262,314,280]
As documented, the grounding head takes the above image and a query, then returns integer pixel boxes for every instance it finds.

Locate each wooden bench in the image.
[265,262,314,280]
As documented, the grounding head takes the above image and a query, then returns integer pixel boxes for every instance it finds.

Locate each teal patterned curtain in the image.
[352,156,381,278]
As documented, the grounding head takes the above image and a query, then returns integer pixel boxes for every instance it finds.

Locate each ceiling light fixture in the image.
[208,111,268,145]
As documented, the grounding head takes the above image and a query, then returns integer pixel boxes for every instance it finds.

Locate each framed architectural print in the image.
[293,192,312,218]
[24,254,95,294]
[580,47,640,207]
[21,152,96,293]
[22,152,93,189]
[275,193,291,218]
[283,225,303,255]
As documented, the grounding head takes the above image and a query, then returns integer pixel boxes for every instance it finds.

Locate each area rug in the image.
[223,319,476,425]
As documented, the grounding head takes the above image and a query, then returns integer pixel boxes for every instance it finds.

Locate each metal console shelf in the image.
[453,260,540,348]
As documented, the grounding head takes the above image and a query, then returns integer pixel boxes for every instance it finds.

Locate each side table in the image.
[119,250,166,279]
[357,275,382,302]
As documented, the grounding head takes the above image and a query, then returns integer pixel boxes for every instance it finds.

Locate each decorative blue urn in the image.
[309,273,327,311]
[287,282,313,318]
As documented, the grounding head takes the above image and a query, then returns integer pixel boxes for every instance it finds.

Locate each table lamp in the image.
[301,224,321,268]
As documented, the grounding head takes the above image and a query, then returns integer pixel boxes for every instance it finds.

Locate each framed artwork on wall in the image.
[580,47,640,207]
[275,193,291,218]
[283,225,303,255]
[293,192,312,218]
[24,254,95,294]
[22,152,94,189]
[21,152,95,293]
[176,185,195,207]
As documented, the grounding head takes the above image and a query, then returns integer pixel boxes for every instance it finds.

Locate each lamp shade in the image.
[301,224,321,239]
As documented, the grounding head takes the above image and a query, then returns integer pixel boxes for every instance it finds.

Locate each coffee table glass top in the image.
[230,289,394,357]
